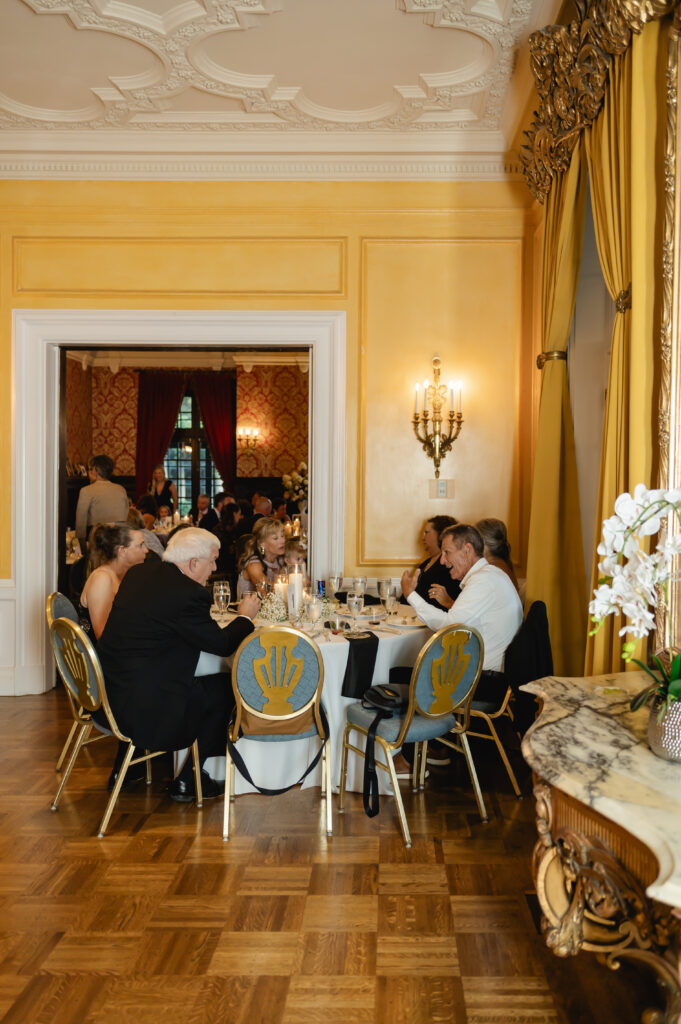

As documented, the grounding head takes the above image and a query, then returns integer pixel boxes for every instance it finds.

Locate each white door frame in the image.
[4,309,346,696]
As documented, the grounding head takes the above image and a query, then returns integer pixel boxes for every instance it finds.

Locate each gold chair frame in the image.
[338,624,487,848]
[46,592,109,772]
[224,625,332,841]
[468,685,522,797]
[49,617,203,838]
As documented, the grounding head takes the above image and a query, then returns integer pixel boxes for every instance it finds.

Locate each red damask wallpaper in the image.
[91,368,139,476]
[65,359,92,468]
[236,366,309,478]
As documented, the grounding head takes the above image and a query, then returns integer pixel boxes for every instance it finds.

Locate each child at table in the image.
[285,538,309,584]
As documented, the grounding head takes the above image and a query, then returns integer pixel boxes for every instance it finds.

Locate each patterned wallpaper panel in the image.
[91,368,138,477]
[65,359,92,468]
[236,366,309,479]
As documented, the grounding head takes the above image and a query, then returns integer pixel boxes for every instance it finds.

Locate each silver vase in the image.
[647,698,681,762]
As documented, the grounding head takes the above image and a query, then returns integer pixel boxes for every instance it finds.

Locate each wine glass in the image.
[383,585,397,618]
[377,578,391,601]
[352,576,367,597]
[347,590,364,635]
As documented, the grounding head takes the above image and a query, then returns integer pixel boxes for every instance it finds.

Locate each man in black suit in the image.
[98,527,260,801]
[189,493,219,532]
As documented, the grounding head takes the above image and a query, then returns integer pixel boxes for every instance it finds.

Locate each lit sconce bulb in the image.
[245,427,251,437]
[237,427,243,438]
[423,380,429,414]
[448,380,454,412]
[253,427,259,438]
[414,382,420,415]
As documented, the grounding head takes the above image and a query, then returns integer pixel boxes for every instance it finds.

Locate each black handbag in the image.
[360,684,409,817]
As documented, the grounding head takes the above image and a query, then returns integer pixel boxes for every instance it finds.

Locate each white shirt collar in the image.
[459,557,489,588]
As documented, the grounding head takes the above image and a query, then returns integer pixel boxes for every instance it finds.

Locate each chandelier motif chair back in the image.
[224,625,331,841]
[49,617,202,837]
[46,591,109,772]
[338,623,485,847]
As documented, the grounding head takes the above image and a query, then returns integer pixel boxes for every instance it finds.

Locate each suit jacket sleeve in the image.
[174,585,254,656]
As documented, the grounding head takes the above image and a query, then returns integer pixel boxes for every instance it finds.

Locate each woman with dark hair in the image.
[79,522,147,641]
[237,516,286,596]
[476,517,519,591]
[401,514,461,609]
[148,463,178,516]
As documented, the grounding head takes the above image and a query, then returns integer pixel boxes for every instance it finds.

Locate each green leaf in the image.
[629,684,659,711]
[668,678,681,699]
[671,652,681,681]
[652,655,671,685]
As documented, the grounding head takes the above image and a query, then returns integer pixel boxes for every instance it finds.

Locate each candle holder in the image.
[413,357,463,479]
[237,426,259,450]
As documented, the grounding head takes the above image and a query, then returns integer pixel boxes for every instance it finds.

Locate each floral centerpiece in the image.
[282,462,308,504]
[258,591,288,623]
[589,484,681,720]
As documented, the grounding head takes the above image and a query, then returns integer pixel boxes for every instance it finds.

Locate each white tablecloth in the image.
[195,619,428,794]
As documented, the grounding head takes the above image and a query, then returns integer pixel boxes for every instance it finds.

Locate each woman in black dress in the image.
[148,463,178,516]
[402,514,461,609]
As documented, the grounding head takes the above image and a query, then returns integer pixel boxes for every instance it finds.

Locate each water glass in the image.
[383,585,397,617]
[377,578,391,600]
[347,591,364,634]
[308,595,323,635]
[213,581,230,616]
[328,572,343,599]
[352,576,367,597]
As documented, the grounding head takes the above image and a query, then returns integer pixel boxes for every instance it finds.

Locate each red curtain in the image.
[192,372,236,487]
[135,372,188,500]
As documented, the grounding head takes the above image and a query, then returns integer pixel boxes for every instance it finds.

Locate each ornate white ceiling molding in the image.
[3,0,533,133]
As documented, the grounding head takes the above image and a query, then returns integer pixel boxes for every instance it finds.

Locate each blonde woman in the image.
[237,516,286,596]
[148,463,178,516]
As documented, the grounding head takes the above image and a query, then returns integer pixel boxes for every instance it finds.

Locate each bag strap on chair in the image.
[226,705,330,796]
[362,708,394,817]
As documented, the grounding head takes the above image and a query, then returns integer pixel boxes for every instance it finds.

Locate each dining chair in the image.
[467,600,553,797]
[338,623,486,847]
[49,616,203,838]
[224,625,331,841]
[46,591,109,772]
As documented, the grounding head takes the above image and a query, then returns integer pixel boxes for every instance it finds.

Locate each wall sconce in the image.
[237,426,259,450]
[413,357,463,479]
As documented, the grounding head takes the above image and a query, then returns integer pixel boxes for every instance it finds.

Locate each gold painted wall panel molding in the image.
[358,236,524,569]
[13,236,346,297]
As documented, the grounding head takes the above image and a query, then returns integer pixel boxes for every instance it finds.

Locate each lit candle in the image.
[448,380,454,413]
[274,580,287,605]
[423,379,429,414]
[287,566,303,618]
[457,380,462,414]
[245,427,251,437]
[237,427,243,438]
[253,427,258,438]
[414,383,419,415]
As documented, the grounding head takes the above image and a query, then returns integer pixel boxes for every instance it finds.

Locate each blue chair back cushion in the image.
[414,628,482,717]
[235,630,320,717]
[50,593,79,626]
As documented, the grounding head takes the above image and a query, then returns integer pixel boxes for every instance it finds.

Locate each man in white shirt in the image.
[401,523,523,674]
[75,454,129,550]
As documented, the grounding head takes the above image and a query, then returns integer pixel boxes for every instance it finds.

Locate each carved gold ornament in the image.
[532,782,681,1022]
[521,0,676,200]
[60,632,94,708]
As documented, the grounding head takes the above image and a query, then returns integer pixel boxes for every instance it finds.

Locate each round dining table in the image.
[195,610,429,794]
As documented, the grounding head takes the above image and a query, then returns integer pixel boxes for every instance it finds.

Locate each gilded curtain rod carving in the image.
[521,0,677,200]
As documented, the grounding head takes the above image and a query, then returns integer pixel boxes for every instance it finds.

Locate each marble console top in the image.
[521,671,681,908]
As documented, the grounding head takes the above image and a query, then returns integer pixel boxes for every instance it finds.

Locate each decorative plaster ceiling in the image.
[0,0,561,179]
[66,348,310,371]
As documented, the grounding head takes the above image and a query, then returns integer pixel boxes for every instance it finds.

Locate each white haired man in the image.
[98,527,260,801]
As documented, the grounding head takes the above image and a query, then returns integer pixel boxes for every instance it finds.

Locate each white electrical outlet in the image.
[428,479,455,499]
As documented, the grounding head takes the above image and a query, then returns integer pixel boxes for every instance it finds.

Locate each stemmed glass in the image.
[213,581,231,619]
[308,595,323,636]
[347,590,364,635]
[352,577,367,597]
[383,585,397,618]
[328,572,343,606]
[377,578,391,602]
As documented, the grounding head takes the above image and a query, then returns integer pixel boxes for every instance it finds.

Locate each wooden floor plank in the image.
[0,688,663,1024]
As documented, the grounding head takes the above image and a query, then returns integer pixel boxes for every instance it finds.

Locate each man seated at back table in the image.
[400,522,523,725]
[97,527,260,801]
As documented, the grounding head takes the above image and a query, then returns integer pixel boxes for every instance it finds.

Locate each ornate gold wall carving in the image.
[521,0,676,201]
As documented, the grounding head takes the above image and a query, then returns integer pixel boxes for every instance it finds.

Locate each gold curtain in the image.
[525,142,588,676]
[584,22,661,674]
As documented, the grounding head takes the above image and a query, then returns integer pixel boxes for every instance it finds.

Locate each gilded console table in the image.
[521,672,681,1024]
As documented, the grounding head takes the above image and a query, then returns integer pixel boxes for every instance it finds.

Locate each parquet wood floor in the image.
[0,689,660,1023]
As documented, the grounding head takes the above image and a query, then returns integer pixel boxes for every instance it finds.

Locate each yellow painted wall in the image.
[0,179,539,580]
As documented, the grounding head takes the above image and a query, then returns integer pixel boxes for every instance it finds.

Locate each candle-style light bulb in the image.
[423,379,429,414]
[414,382,419,415]
[245,427,251,437]
[448,380,454,413]
[253,427,259,438]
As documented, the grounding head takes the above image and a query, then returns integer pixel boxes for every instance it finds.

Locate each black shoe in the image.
[107,759,148,792]
[169,769,224,803]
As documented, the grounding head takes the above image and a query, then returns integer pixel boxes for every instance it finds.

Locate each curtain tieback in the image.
[536,350,567,369]
[615,285,632,313]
